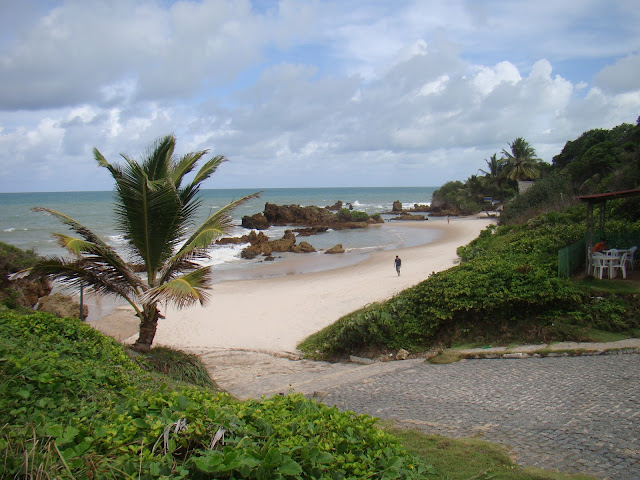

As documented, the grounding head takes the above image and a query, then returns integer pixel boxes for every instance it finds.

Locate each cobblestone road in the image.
[322,354,640,480]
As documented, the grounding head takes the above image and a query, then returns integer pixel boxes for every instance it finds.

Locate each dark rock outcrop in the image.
[266,230,297,253]
[217,230,269,246]
[11,277,52,308]
[390,214,427,221]
[239,230,311,258]
[427,204,465,216]
[241,213,270,230]
[410,203,430,212]
[325,244,345,254]
[263,203,335,226]
[293,227,329,237]
[240,248,260,259]
[291,241,316,253]
[392,200,403,212]
[236,202,384,234]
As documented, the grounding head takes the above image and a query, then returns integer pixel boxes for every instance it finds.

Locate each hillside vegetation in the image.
[430,119,640,220]
[300,120,640,359]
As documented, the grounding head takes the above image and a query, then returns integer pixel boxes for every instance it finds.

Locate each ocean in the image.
[0,187,441,281]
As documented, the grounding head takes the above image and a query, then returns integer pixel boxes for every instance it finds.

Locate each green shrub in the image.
[0,241,42,274]
[500,173,575,225]
[0,311,428,479]
[337,208,370,222]
[300,210,639,358]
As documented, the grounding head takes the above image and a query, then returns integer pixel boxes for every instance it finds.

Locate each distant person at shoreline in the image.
[447,216,450,224]
[394,255,402,276]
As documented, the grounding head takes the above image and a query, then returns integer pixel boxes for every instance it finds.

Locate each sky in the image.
[1,0,639,193]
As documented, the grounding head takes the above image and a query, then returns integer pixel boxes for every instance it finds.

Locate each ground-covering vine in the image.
[1,311,429,479]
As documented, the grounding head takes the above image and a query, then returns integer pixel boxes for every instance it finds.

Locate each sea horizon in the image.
[1,186,443,281]
[0,185,436,195]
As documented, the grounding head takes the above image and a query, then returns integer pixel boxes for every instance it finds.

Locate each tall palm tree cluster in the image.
[30,135,258,351]
[432,137,545,215]
[479,137,545,198]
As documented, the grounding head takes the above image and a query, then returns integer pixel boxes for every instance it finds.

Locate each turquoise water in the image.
[0,187,440,277]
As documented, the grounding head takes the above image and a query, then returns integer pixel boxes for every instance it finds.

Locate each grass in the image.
[571,329,630,343]
[384,424,599,480]
[576,276,640,295]
[427,350,464,364]
[135,345,218,389]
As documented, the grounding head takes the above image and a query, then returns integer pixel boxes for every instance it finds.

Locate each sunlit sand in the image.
[92,217,494,354]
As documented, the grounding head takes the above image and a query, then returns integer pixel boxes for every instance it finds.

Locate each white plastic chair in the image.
[609,252,628,279]
[591,253,609,279]
[624,246,637,270]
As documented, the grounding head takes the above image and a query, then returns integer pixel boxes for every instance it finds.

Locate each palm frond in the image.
[179,155,228,205]
[143,135,175,181]
[94,148,124,181]
[111,160,185,270]
[32,208,110,249]
[176,192,261,256]
[157,192,261,286]
[32,209,144,289]
[142,267,212,308]
[171,150,209,189]
[29,257,141,307]
[51,233,95,255]
[191,155,228,186]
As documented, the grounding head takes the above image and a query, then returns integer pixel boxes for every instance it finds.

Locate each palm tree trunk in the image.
[133,303,160,352]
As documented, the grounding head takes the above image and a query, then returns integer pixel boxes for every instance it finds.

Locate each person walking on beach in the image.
[394,255,402,276]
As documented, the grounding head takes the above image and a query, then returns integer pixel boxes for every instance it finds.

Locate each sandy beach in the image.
[92,217,494,355]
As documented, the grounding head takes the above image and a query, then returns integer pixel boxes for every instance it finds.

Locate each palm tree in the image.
[30,135,259,351]
[478,153,506,198]
[501,137,542,182]
[479,153,503,180]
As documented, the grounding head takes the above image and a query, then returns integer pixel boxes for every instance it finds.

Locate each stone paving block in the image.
[322,355,640,480]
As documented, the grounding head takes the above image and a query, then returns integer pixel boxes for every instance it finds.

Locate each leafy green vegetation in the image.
[300,120,640,359]
[1,311,430,479]
[0,241,42,274]
[337,208,371,222]
[431,119,640,222]
[430,137,544,215]
[299,208,640,359]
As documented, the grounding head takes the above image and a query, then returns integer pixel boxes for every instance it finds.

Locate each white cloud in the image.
[595,53,640,93]
[0,0,639,192]
[472,61,521,96]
